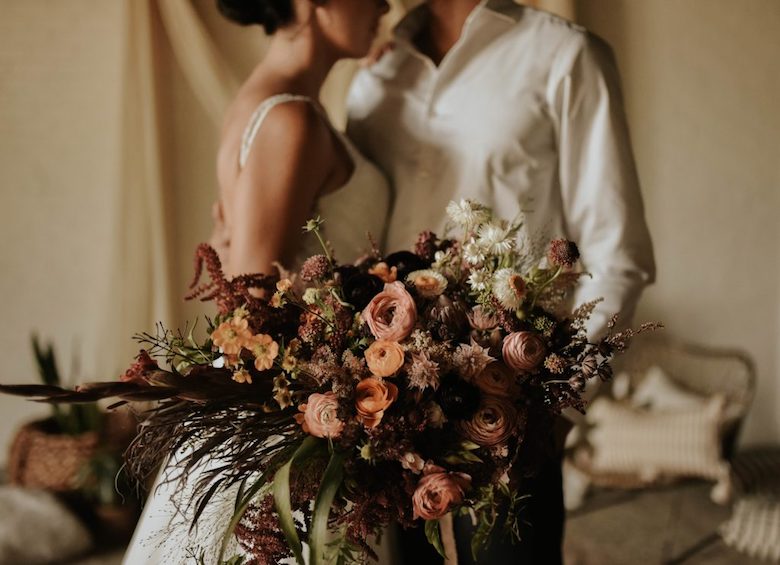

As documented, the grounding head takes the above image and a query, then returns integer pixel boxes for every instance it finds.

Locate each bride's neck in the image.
[253,30,337,99]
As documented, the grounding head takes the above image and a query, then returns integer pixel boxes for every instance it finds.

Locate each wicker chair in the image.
[564,336,756,504]
[610,335,756,458]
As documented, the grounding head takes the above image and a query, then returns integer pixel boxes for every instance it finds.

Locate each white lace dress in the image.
[123,94,395,565]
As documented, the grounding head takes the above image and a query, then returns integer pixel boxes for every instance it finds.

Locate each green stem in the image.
[531,266,562,310]
[313,230,333,264]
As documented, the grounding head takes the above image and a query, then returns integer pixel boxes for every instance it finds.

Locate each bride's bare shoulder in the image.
[242,99,333,173]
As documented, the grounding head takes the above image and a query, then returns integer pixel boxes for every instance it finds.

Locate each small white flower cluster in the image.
[442,201,532,311]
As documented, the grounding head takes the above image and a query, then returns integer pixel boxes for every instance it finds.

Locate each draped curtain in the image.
[102,0,574,369]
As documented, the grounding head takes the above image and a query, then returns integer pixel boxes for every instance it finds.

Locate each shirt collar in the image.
[394,0,522,42]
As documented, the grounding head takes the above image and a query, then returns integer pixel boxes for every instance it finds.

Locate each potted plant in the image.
[7,337,105,491]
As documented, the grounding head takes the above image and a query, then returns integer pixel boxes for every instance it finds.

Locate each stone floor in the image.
[564,481,763,564]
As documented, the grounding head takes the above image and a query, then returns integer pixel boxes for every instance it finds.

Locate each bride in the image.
[123,0,392,563]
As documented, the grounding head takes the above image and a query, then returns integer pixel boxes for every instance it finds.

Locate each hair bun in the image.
[216,0,294,35]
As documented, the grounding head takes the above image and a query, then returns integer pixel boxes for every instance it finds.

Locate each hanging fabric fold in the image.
[98,0,175,375]
[157,0,239,127]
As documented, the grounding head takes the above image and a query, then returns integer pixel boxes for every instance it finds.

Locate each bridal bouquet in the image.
[1,200,657,564]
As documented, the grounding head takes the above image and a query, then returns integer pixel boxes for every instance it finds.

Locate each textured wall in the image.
[0,1,123,464]
[578,0,780,443]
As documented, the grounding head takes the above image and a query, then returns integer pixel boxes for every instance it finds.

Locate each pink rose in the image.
[361,281,417,342]
[459,395,517,447]
[295,392,344,438]
[502,331,546,373]
[412,464,471,520]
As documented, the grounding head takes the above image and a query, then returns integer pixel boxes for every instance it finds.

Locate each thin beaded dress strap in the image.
[238,93,313,169]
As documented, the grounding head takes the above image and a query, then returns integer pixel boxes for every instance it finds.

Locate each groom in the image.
[346,0,655,563]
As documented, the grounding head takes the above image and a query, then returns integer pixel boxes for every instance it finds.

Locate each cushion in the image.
[720,495,780,562]
[630,365,708,411]
[586,396,731,503]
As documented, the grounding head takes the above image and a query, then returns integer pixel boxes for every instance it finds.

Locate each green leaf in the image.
[309,449,346,565]
[460,451,483,463]
[461,440,481,451]
[424,519,446,559]
[273,437,322,565]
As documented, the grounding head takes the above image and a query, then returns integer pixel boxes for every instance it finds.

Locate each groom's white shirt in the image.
[347,0,655,339]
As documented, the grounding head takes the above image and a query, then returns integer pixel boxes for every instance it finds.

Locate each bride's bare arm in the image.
[226,102,334,277]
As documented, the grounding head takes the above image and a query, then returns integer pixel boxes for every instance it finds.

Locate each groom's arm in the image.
[550,31,656,341]
[548,32,656,422]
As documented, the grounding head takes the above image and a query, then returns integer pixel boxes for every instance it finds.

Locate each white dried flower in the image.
[467,269,491,292]
[446,199,489,227]
[463,241,486,265]
[432,249,453,270]
[477,222,514,255]
[493,268,525,310]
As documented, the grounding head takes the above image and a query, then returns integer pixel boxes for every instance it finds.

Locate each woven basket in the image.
[7,418,99,492]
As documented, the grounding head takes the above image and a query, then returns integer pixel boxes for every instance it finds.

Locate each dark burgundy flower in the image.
[341,273,384,310]
[436,376,481,420]
[547,239,580,268]
[300,254,331,282]
[414,231,438,262]
[384,251,428,280]
[120,350,158,384]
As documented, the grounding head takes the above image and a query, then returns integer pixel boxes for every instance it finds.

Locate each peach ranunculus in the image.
[412,464,471,520]
[502,331,546,373]
[459,395,517,447]
[361,281,417,342]
[355,377,398,428]
[244,333,280,371]
[211,316,252,355]
[295,392,344,438]
[364,340,405,377]
[368,262,398,283]
[473,361,515,397]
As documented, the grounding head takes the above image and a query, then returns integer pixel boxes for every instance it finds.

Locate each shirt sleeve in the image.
[548,31,656,341]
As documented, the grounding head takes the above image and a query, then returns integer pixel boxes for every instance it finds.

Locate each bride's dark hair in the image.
[217,0,295,35]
